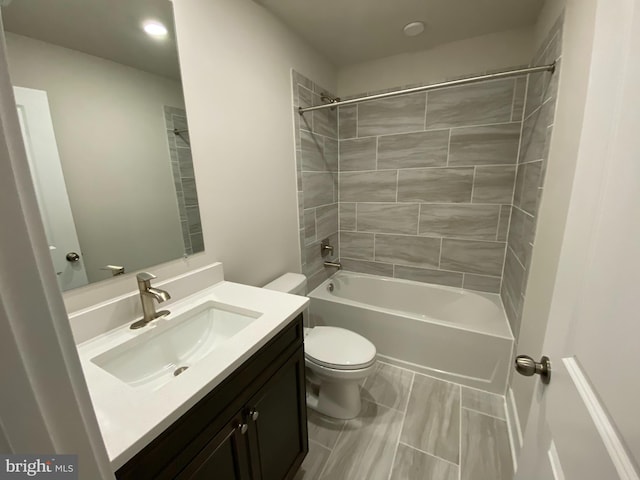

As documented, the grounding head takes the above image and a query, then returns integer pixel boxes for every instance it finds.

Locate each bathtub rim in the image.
[308,270,514,341]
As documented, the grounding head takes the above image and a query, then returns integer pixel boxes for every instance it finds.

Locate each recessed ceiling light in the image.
[403,21,425,37]
[143,21,168,37]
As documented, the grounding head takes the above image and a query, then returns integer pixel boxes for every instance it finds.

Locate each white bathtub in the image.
[308,271,514,394]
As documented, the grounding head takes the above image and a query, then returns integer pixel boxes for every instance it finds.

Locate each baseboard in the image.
[505,387,523,471]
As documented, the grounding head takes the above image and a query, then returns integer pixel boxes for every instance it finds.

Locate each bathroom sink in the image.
[91,301,262,390]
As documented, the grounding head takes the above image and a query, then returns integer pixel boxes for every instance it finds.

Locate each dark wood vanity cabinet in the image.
[116,314,308,480]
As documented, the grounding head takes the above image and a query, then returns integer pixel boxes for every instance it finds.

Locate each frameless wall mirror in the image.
[1,0,203,291]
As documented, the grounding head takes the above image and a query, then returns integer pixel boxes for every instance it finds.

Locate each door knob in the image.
[248,408,259,421]
[515,355,551,384]
[66,252,80,262]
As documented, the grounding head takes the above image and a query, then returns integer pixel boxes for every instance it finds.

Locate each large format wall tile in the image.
[448,123,521,166]
[324,137,339,173]
[339,138,377,171]
[497,205,511,242]
[462,274,501,294]
[340,231,375,260]
[418,204,500,240]
[302,172,335,208]
[520,98,554,163]
[440,239,506,276]
[502,247,525,337]
[512,77,527,122]
[338,105,357,139]
[426,79,514,129]
[393,265,463,288]
[507,207,535,267]
[312,103,337,139]
[400,374,460,464]
[374,234,441,268]
[358,93,426,136]
[515,161,543,215]
[397,167,474,203]
[300,130,325,172]
[316,204,338,240]
[356,203,419,234]
[340,171,398,202]
[304,209,316,245]
[472,166,517,204]
[340,258,394,276]
[339,203,356,230]
[377,130,449,169]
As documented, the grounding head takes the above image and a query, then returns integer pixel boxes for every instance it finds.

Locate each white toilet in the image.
[263,273,377,419]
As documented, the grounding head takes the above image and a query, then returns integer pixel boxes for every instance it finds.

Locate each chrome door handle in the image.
[66,252,80,262]
[238,423,249,435]
[248,408,259,421]
[515,355,551,384]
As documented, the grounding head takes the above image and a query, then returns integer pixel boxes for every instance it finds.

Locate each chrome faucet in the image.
[130,272,171,329]
[324,260,342,269]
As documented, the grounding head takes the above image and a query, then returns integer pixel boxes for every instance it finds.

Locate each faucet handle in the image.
[136,272,156,282]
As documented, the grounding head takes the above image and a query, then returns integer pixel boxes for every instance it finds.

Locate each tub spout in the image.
[324,261,342,269]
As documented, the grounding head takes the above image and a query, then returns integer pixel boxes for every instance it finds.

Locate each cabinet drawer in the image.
[116,314,303,480]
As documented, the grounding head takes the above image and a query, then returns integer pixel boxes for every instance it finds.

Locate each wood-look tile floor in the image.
[295,361,513,480]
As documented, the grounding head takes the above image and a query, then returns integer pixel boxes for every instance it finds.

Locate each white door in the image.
[516,1,640,479]
[13,86,89,291]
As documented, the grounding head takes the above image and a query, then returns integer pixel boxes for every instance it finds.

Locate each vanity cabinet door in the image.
[176,414,252,480]
[246,347,308,480]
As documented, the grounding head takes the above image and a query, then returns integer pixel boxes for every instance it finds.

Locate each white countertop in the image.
[76,280,308,470]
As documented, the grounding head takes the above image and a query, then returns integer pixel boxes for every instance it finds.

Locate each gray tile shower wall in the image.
[292,71,340,291]
[501,16,563,340]
[336,77,527,293]
[164,106,203,255]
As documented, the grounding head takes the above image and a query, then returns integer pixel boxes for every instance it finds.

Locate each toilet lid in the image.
[305,327,376,370]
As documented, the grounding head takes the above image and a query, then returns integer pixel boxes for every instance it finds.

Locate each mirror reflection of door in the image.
[13,86,89,291]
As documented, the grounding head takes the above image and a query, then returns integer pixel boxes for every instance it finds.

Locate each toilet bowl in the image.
[263,273,377,419]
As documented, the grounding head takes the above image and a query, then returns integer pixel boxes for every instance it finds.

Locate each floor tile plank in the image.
[461,408,514,480]
[362,363,414,412]
[319,401,404,480]
[390,443,459,480]
[400,374,460,464]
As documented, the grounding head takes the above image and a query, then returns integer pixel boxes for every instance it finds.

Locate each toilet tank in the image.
[263,273,307,296]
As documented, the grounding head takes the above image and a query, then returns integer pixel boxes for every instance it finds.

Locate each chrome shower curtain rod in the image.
[298,62,556,114]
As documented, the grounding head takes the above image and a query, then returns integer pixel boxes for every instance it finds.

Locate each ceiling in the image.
[255,0,544,66]
[1,0,181,80]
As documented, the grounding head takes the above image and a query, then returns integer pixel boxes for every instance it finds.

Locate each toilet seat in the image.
[304,326,376,371]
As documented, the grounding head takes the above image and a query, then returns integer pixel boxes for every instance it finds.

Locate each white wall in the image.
[60,0,336,313]
[5,33,185,283]
[511,0,597,429]
[336,27,534,96]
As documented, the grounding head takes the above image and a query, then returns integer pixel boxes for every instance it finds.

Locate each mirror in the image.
[2,0,203,291]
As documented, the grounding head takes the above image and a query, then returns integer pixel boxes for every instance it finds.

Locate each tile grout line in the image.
[397,442,460,468]
[315,415,349,480]
[387,371,416,480]
[461,406,508,422]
